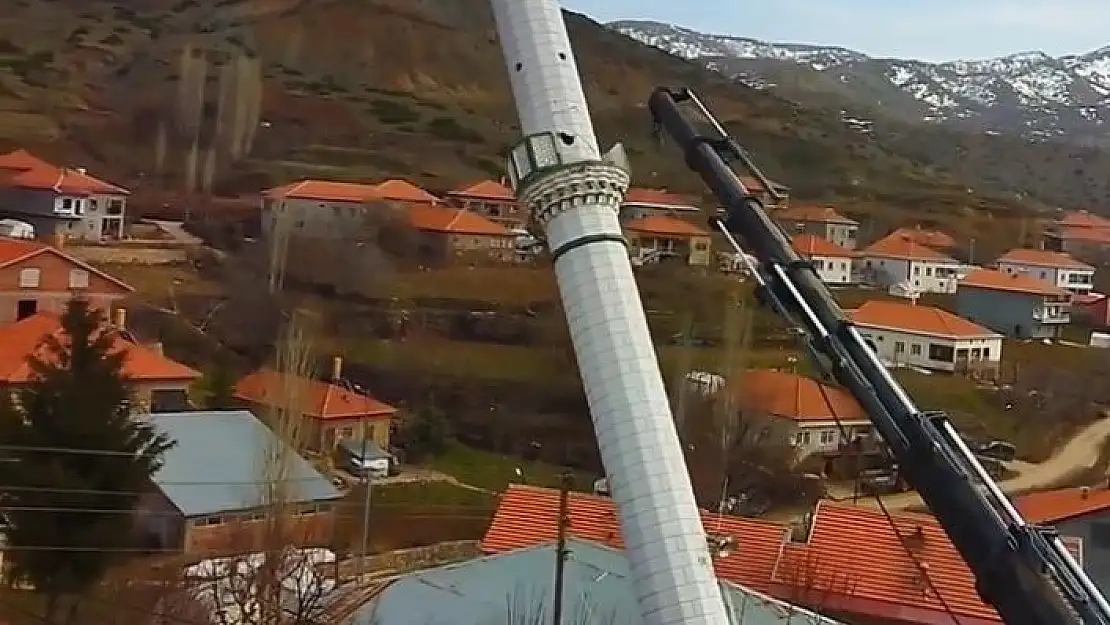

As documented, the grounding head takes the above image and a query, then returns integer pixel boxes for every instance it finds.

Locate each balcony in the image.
[1033,308,1070,323]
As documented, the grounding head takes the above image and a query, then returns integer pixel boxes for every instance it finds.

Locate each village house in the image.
[994,248,1095,295]
[0,150,129,241]
[0,236,132,323]
[409,204,515,265]
[856,230,963,294]
[619,188,702,222]
[1015,484,1110,597]
[445,179,527,229]
[1043,210,1110,257]
[958,268,1071,339]
[0,308,201,412]
[791,234,856,284]
[1074,293,1110,330]
[734,370,874,459]
[482,485,999,625]
[774,204,858,249]
[347,538,843,625]
[740,176,790,210]
[624,215,712,266]
[849,300,1003,374]
[136,410,343,555]
[888,225,958,253]
[260,179,385,238]
[233,357,397,453]
[374,179,441,207]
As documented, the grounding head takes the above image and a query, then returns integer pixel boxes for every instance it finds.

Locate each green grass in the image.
[421,442,593,491]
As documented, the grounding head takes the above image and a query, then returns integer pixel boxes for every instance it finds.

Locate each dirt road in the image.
[835,416,1110,511]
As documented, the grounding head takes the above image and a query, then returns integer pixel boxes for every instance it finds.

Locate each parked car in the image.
[977,440,1017,462]
[859,468,906,495]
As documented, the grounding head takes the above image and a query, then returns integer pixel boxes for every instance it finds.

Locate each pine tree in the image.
[201,353,238,410]
[0,299,174,623]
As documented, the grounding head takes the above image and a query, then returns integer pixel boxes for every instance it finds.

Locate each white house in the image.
[856,230,962,294]
[849,300,1003,374]
[734,370,875,459]
[791,234,856,284]
[995,248,1095,295]
[619,188,701,221]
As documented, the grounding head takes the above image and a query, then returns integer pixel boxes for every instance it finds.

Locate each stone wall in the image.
[338,540,481,580]
[66,243,190,265]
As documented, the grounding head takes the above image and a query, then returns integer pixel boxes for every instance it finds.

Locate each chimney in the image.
[50,231,65,249]
[113,307,126,329]
[331,355,343,381]
[1081,486,1091,499]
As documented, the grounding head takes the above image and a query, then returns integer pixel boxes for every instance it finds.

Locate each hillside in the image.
[0,0,1099,217]
[614,20,1110,147]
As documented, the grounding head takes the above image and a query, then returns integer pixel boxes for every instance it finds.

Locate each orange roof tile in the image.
[0,237,133,291]
[623,187,697,209]
[775,204,856,225]
[234,370,396,421]
[739,176,789,193]
[734,370,867,423]
[1015,485,1110,524]
[623,215,708,237]
[481,484,788,592]
[861,231,958,262]
[409,205,511,236]
[375,179,440,204]
[1052,225,1110,245]
[1056,211,1110,230]
[0,150,127,195]
[448,180,515,201]
[770,502,999,623]
[791,234,855,258]
[850,300,999,339]
[960,268,1065,297]
[0,312,200,383]
[261,180,382,203]
[890,226,957,250]
[996,248,1093,270]
[0,149,54,172]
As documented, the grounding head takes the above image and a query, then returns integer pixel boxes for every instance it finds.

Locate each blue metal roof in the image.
[352,539,842,625]
[148,410,342,518]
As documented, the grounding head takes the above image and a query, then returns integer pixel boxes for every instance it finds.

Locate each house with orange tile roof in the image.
[888,225,958,252]
[1014,485,1109,594]
[481,484,790,593]
[774,204,858,249]
[408,204,516,265]
[769,501,1000,625]
[739,175,790,210]
[623,215,712,266]
[958,268,1071,339]
[994,247,1095,295]
[0,308,201,412]
[1043,210,1110,256]
[374,179,440,206]
[619,187,701,222]
[0,236,132,324]
[734,370,874,459]
[791,234,857,285]
[445,179,528,229]
[857,230,964,295]
[849,300,1003,374]
[260,179,392,238]
[0,149,129,242]
[233,356,397,453]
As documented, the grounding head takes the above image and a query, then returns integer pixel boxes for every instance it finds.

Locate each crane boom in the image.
[649,87,1110,625]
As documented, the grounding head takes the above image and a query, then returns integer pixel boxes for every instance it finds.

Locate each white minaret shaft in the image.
[489,3,731,625]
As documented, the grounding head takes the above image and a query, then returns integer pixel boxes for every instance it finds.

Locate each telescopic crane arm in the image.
[649,87,1110,625]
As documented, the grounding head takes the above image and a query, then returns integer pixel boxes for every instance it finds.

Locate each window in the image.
[819,430,837,445]
[88,199,98,212]
[911,344,922,356]
[928,343,955,362]
[982,348,990,360]
[107,199,124,215]
[18,268,40,288]
[894,341,905,353]
[913,265,920,275]
[925,267,933,276]
[68,269,89,289]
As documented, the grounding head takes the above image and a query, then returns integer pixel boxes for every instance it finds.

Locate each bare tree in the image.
[154,120,167,178]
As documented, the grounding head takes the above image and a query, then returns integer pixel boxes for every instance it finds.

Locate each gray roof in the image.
[352,539,842,625]
[148,410,342,518]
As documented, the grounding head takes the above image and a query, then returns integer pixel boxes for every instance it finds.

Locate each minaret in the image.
[488,2,731,624]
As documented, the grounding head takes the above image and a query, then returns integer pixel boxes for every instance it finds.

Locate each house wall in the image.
[778,220,857,250]
[810,254,853,284]
[619,204,701,224]
[0,187,106,241]
[450,196,528,229]
[238,399,392,452]
[184,503,338,555]
[856,257,959,293]
[262,198,381,239]
[446,233,516,262]
[856,326,1002,373]
[957,287,1067,339]
[86,193,127,239]
[133,380,197,413]
[1054,511,1110,599]
[997,261,1094,293]
[0,252,129,323]
[787,420,875,458]
[626,233,711,266]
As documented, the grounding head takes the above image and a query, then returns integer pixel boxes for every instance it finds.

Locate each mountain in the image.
[0,0,1106,232]
[611,20,1110,147]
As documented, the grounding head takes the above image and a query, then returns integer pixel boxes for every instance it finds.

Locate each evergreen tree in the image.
[0,299,174,623]
[201,353,238,410]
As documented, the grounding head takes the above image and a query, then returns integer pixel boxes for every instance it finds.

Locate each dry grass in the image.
[92,262,223,304]
[381,267,558,305]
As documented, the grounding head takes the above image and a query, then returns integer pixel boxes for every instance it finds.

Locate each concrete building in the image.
[857,230,963,295]
[620,188,702,222]
[624,215,712,266]
[408,205,516,265]
[849,300,1003,374]
[994,248,1095,295]
[791,234,856,285]
[774,205,858,250]
[260,179,388,238]
[136,410,343,555]
[958,268,1071,339]
[446,180,527,229]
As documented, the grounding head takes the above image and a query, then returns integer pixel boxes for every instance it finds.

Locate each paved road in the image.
[146,219,205,245]
[834,415,1110,510]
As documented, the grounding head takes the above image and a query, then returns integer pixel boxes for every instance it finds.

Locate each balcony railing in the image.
[1033,309,1070,323]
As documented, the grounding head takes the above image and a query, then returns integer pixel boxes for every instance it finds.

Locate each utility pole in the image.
[552,472,573,625]
[358,431,372,580]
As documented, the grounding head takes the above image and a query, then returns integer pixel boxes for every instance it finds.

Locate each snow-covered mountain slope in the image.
[611,20,1110,145]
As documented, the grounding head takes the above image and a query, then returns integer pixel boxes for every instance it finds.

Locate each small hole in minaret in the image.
[558,52,567,60]
[557,132,575,145]
[514,62,523,71]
